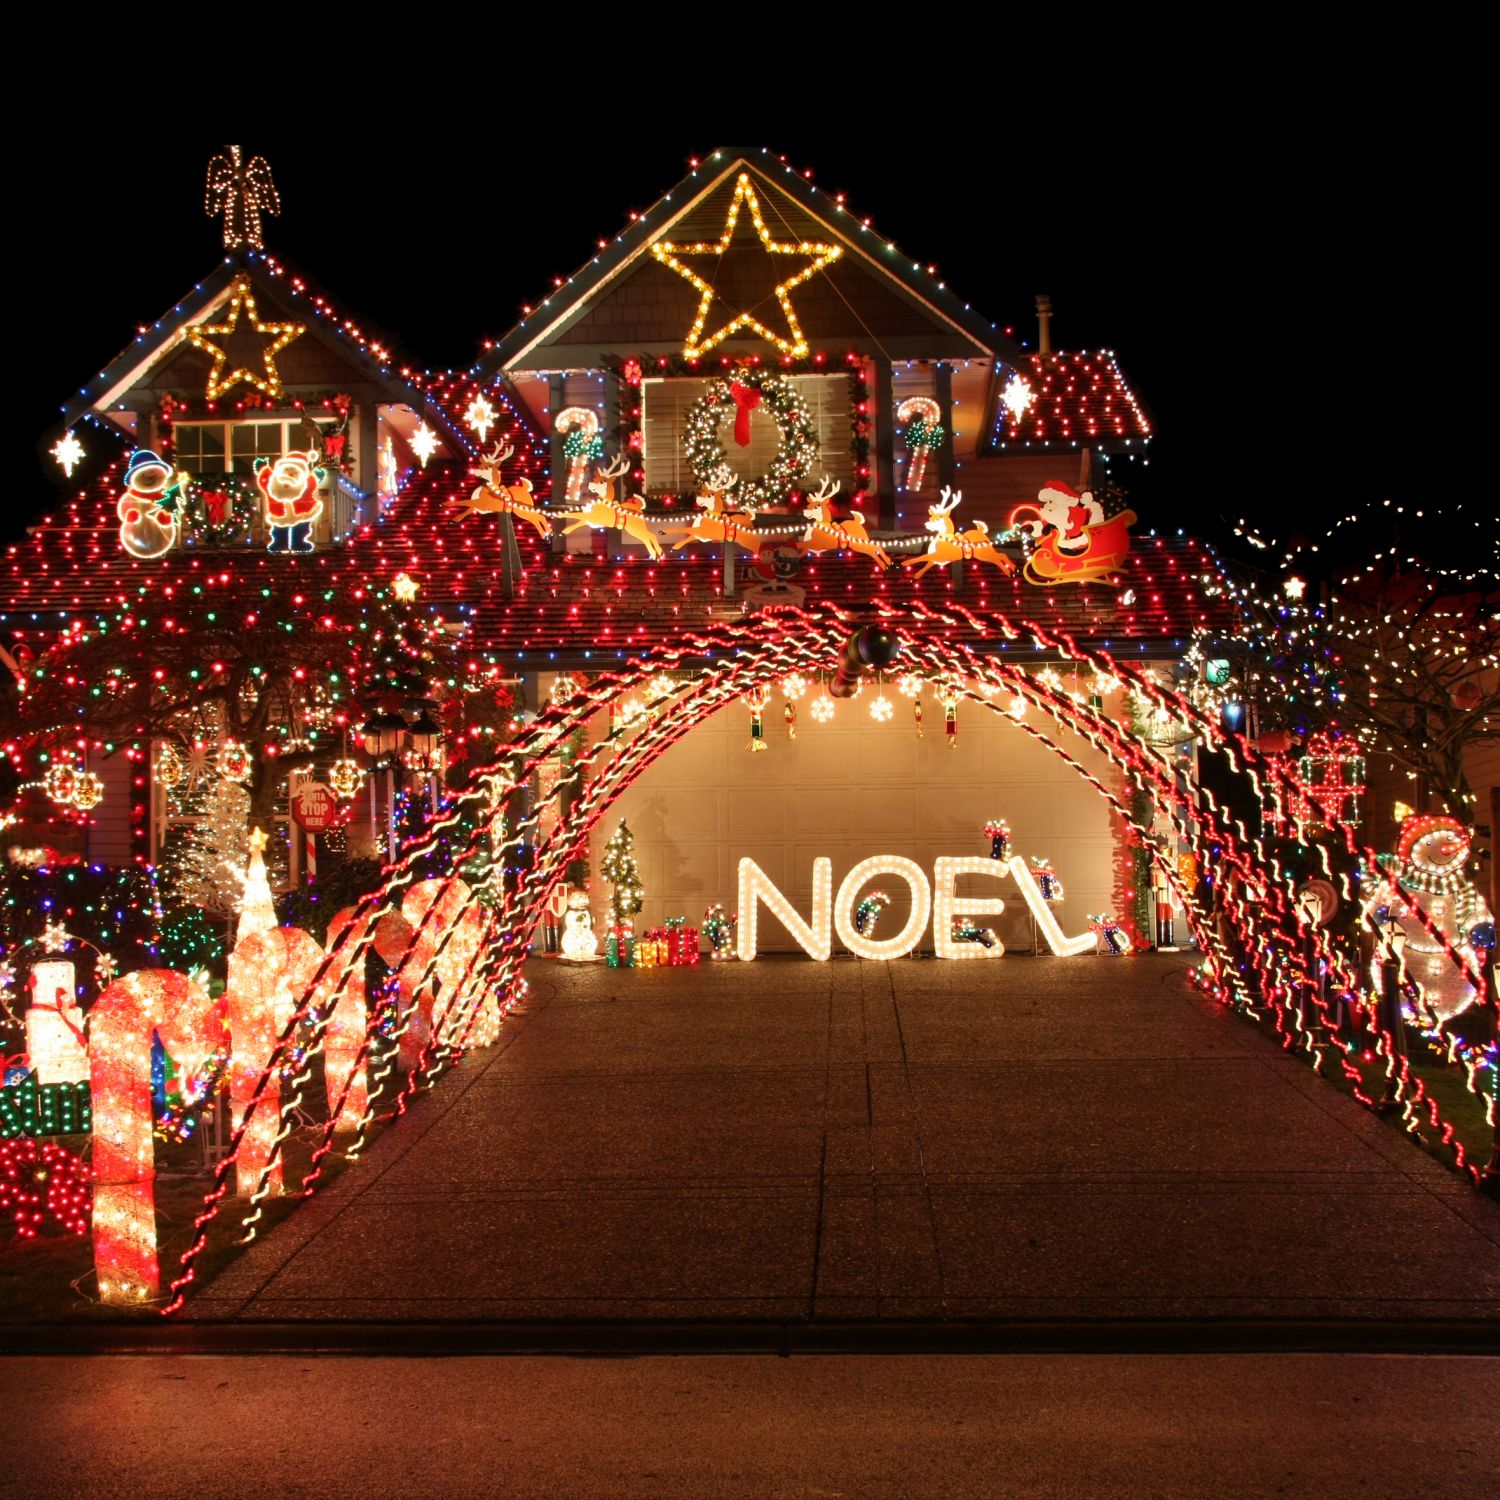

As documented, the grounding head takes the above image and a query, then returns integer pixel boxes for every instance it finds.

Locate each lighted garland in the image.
[183,478,257,547]
[682,369,818,509]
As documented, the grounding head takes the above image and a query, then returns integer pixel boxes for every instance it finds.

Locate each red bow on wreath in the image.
[729,380,761,448]
[203,489,232,526]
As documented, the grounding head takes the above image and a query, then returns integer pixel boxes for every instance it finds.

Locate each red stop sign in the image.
[291,782,337,833]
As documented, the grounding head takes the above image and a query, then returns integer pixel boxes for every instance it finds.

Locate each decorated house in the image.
[3,146,1494,1310]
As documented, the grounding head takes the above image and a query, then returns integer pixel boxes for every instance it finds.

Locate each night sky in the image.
[14,137,1475,558]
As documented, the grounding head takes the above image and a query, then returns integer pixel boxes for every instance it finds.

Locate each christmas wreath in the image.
[683,368,819,509]
[183,478,257,547]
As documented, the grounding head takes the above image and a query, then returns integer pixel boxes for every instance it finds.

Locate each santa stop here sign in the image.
[290,781,337,833]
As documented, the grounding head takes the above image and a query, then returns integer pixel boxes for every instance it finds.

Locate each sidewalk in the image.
[177,953,1500,1339]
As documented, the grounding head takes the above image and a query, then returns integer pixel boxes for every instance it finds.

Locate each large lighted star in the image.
[651,172,842,359]
[184,276,305,400]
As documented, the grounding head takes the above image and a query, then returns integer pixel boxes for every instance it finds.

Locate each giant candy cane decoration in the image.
[227,926,326,1197]
[897,396,943,493]
[91,969,224,1305]
[555,406,603,506]
[318,907,372,1134]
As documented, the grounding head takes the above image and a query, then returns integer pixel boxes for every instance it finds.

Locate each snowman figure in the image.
[1014,480,1104,557]
[560,890,601,962]
[117,449,180,558]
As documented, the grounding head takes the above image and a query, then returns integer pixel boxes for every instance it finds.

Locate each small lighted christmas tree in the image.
[601,821,644,925]
[236,826,278,942]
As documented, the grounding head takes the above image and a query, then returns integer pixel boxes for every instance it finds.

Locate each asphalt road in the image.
[6,1352,1494,1498]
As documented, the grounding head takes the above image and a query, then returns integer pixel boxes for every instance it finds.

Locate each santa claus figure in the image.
[1012,480,1104,556]
[116,449,181,559]
[255,450,326,554]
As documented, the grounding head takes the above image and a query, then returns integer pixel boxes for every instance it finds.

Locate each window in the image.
[174,417,333,475]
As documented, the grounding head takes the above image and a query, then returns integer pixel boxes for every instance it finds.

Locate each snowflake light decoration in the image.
[50,430,85,478]
[40,921,73,954]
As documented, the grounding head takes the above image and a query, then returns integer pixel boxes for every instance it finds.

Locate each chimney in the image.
[1035,293,1053,355]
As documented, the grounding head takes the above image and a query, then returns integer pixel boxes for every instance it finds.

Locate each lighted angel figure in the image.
[205,146,281,250]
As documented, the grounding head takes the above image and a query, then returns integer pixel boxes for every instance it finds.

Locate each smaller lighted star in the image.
[810,694,836,724]
[1284,575,1307,599]
[184,276,305,401]
[40,920,73,954]
[50,430,85,478]
[465,394,497,444]
[248,827,269,855]
[410,422,439,468]
[392,572,420,602]
[1002,377,1035,423]
[95,952,118,984]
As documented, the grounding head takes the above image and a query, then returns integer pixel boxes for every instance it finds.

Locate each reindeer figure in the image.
[797,477,892,571]
[902,488,1018,580]
[556,454,664,559]
[667,466,768,557]
[447,443,553,538]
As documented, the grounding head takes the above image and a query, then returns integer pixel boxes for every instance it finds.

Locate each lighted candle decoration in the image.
[984,819,1011,861]
[91,969,222,1305]
[1089,914,1133,955]
[745,685,771,751]
[555,407,604,506]
[897,396,943,492]
[852,890,890,939]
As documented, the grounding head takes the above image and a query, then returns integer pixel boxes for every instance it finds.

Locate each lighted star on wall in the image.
[465,394,496,443]
[1002,377,1034,422]
[50,430,85,478]
[651,172,843,359]
[410,423,439,467]
[184,276,305,400]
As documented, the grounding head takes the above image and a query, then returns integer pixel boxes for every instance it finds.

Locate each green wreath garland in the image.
[682,369,819,509]
[183,478,257,547]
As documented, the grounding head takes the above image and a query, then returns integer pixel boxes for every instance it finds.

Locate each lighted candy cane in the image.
[897,396,943,492]
[374,907,432,1071]
[227,926,325,1197]
[555,407,604,506]
[91,969,223,1304]
[318,907,372,1133]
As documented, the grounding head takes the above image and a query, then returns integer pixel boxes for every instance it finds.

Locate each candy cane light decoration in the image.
[897,396,943,492]
[318,907,372,1134]
[91,969,223,1304]
[226,925,326,1197]
[555,406,603,506]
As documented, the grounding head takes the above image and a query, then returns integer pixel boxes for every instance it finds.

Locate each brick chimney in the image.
[1035,293,1053,354]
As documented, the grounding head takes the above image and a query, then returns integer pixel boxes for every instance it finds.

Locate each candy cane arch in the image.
[555,406,602,506]
[897,396,943,492]
[91,969,223,1305]
[319,907,373,1134]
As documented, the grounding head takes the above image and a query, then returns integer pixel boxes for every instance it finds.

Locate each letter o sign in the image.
[834,856,932,961]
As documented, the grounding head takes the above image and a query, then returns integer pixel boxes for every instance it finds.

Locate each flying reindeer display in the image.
[902,488,1018,580]
[448,442,553,538]
[796,477,892,571]
[668,465,771,558]
[556,453,665,559]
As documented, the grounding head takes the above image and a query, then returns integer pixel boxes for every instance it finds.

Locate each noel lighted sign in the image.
[735,854,1095,961]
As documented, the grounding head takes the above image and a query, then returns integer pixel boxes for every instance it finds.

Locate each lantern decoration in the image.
[984,819,1011,861]
[704,904,736,961]
[154,742,184,789]
[1,1139,90,1240]
[556,408,605,506]
[217,739,252,783]
[43,761,79,806]
[328,757,363,801]
[1288,732,1366,829]
[897,396,944,492]
[745,685,770,752]
[1090,914,1133,955]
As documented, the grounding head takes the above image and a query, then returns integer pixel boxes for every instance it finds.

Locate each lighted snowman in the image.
[116,449,180,558]
[1381,814,1492,1020]
[560,889,601,962]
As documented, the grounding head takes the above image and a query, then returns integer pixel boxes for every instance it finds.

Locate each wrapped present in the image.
[606,922,634,969]
[666,922,700,965]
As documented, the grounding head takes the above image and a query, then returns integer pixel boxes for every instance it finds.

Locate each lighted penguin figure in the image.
[1008,480,1135,586]
[255,449,325,554]
[116,450,181,559]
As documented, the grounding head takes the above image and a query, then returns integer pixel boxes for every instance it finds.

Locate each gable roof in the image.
[477,149,1024,373]
[52,252,465,449]
[989,351,1153,453]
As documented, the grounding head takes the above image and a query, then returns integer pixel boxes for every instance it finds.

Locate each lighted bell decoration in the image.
[71,772,105,812]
